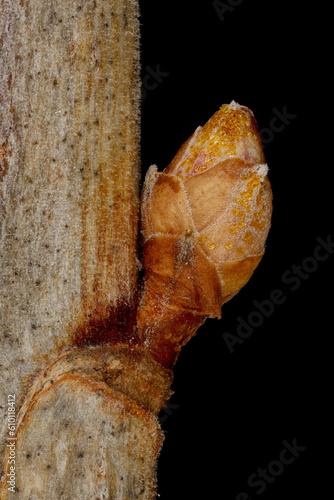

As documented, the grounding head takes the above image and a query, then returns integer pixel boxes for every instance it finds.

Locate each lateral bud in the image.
[137,102,272,367]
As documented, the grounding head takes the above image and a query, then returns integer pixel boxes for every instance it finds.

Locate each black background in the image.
[139,2,330,499]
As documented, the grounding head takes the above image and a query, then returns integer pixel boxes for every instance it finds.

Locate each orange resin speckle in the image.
[167,102,263,179]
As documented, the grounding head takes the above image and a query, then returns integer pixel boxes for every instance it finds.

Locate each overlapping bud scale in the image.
[137,102,272,367]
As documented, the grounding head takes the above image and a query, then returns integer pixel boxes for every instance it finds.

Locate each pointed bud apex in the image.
[165,101,265,178]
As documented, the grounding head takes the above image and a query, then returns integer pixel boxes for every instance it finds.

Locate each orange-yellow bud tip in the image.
[165,101,265,179]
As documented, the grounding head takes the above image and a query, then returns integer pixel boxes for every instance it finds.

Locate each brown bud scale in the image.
[137,102,272,367]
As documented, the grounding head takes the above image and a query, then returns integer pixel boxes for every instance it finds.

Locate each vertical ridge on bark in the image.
[0,0,141,477]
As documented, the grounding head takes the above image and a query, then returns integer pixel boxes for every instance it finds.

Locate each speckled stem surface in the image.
[0,1,152,497]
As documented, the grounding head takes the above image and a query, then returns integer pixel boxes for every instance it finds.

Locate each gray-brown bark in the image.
[1,345,171,499]
[1,0,148,496]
